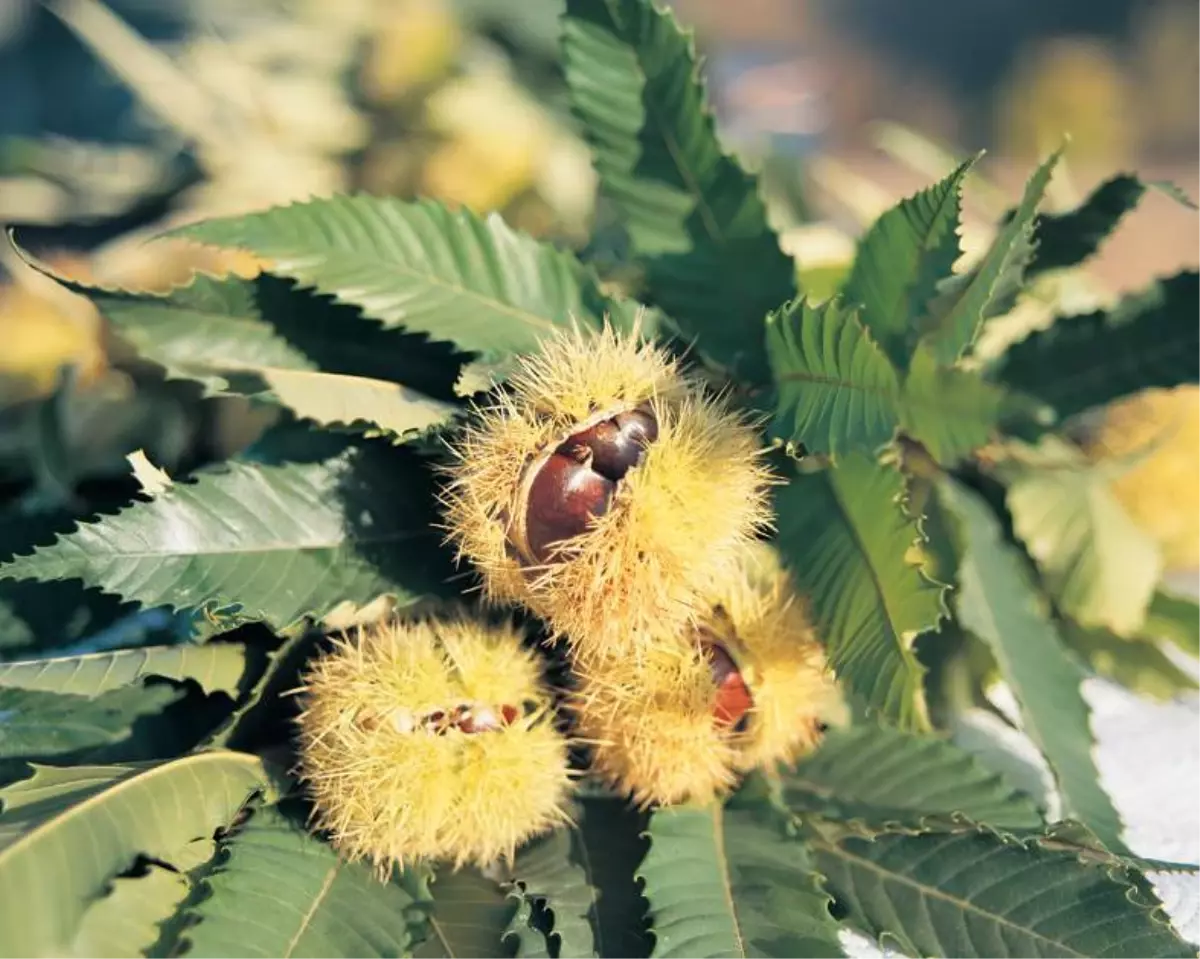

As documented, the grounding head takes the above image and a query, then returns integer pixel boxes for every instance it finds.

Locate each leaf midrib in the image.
[810,835,1091,958]
[712,805,747,958]
[283,863,340,957]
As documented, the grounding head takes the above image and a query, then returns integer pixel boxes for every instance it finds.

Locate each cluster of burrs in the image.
[294,324,844,878]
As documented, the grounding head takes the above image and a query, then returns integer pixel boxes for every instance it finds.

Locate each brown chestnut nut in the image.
[702,642,754,733]
[562,407,659,482]
[524,453,615,563]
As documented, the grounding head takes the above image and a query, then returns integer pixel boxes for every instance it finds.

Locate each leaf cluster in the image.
[0,0,1196,956]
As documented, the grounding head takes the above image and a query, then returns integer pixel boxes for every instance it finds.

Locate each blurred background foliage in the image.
[0,0,1195,606]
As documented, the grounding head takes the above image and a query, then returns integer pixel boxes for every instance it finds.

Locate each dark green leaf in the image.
[574,797,651,959]
[506,828,598,959]
[183,806,425,958]
[994,271,1200,421]
[940,479,1128,854]
[0,684,181,760]
[766,297,900,458]
[562,0,794,383]
[0,447,451,633]
[1026,174,1146,276]
[766,299,1011,463]
[920,149,1062,363]
[640,803,844,958]
[843,156,977,369]
[412,866,515,959]
[0,753,272,957]
[898,344,1013,464]
[85,273,460,444]
[775,456,945,729]
[807,824,1194,958]
[175,196,615,358]
[784,724,1043,830]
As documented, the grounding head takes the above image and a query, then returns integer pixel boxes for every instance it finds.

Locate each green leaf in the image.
[183,806,425,958]
[71,863,189,959]
[898,345,1013,464]
[1143,590,1200,657]
[940,479,1128,854]
[574,796,652,959]
[0,446,451,633]
[0,684,181,760]
[1002,444,1162,636]
[640,803,844,958]
[920,149,1062,364]
[0,752,272,957]
[1062,622,1199,702]
[806,824,1194,958]
[774,456,945,729]
[562,0,795,383]
[843,156,977,369]
[86,273,458,443]
[766,296,900,458]
[784,724,1043,830]
[175,196,613,358]
[1026,173,1147,276]
[0,643,249,698]
[994,271,1200,421]
[766,299,1010,463]
[412,866,516,959]
[506,828,598,959]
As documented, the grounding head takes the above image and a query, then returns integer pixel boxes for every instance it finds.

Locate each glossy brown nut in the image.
[702,642,754,733]
[525,452,615,562]
[562,407,659,481]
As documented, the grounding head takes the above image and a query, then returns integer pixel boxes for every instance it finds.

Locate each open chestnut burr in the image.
[509,404,659,565]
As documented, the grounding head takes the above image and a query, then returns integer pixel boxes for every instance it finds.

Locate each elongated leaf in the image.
[1023,175,1194,278]
[562,0,794,383]
[1062,621,1200,702]
[843,156,977,369]
[0,752,271,957]
[0,643,248,698]
[1004,454,1162,635]
[1026,173,1146,276]
[775,456,945,729]
[1144,590,1200,657]
[0,685,181,760]
[766,296,901,457]
[784,724,1042,830]
[940,479,1128,854]
[506,828,598,959]
[176,196,612,357]
[641,804,844,958]
[184,806,424,958]
[995,271,1200,420]
[413,867,515,959]
[921,149,1061,363]
[0,447,451,632]
[575,796,652,959]
[767,299,1010,463]
[71,863,189,959]
[86,273,457,442]
[807,824,1193,958]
